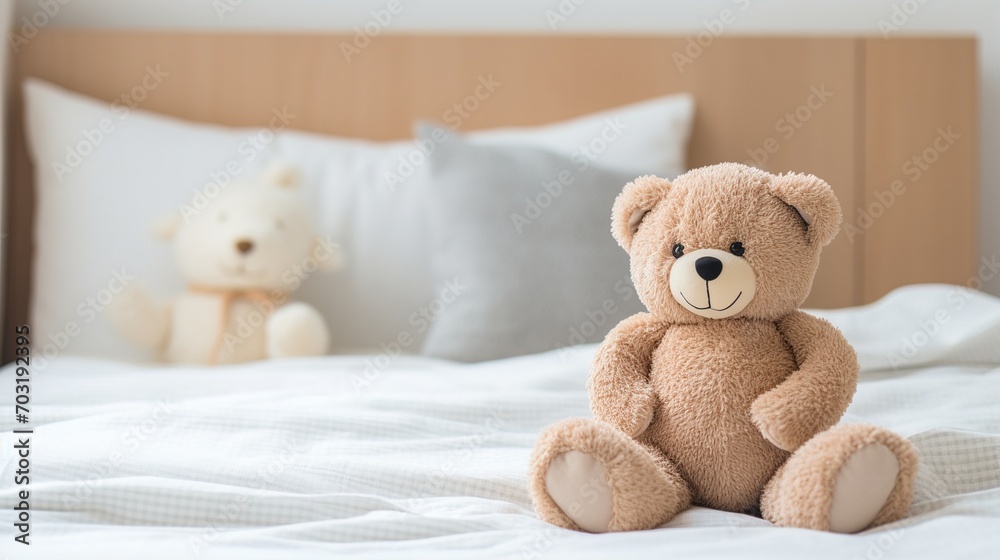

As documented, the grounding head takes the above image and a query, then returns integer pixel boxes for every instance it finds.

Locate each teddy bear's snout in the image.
[668,248,757,319]
[695,256,723,281]
[235,239,255,255]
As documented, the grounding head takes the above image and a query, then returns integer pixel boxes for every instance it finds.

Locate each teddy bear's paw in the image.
[761,424,918,533]
[107,283,169,350]
[107,282,148,320]
[529,418,691,533]
[750,390,812,452]
[266,303,330,358]
[619,384,658,437]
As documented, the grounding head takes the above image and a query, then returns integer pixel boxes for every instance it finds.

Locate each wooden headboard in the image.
[2,32,978,360]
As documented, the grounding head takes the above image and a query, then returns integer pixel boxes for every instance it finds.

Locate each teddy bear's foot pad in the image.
[529,418,691,532]
[761,423,918,533]
[546,450,614,532]
[829,443,899,533]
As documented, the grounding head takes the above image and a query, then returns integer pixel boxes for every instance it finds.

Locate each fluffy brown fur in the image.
[529,163,918,533]
[761,424,919,531]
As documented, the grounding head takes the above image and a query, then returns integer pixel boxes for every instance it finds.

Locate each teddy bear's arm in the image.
[751,310,859,452]
[107,283,172,353]
[587,312,670,438]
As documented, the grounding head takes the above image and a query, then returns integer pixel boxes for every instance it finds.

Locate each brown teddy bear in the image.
[528,163,918,533]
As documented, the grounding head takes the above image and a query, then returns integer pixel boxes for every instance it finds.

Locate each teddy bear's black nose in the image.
[695,256,723,281]
[235,239,254,255]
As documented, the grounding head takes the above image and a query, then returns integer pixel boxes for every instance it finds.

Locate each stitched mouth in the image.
[680,281,742,312]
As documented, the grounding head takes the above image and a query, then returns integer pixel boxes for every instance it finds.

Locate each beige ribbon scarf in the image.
[187,285,284,364]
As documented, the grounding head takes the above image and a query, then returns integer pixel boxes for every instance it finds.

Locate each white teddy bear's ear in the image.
[260,161,301,189]
[153,212,181,240]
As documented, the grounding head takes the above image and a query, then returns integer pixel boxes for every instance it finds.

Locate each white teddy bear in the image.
[110,163,340,364]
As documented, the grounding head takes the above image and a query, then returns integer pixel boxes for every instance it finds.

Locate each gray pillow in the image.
[417,124,645,362]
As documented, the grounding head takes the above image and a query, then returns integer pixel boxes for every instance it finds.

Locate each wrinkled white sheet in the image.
[1,284,998,559]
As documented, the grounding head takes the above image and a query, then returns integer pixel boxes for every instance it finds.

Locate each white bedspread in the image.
[2,284,999,559]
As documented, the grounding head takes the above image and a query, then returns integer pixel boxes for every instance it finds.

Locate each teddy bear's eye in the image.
[730,241,746,257]
[672,243,685,259]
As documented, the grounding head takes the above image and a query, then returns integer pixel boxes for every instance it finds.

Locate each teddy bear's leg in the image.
[266,302,330,358]
[760,424,918,533]
[529,418,691,533]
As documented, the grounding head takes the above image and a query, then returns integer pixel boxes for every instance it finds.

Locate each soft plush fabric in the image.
[24,78,693,359]
[761,424,917,532]
[529,163,918,533]
[3,284,997,558]
[107,164,336,364]
[414,124,646,362]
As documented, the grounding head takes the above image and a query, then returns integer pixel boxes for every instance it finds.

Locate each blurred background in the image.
[3,0,996,291]
[1,0,995,362]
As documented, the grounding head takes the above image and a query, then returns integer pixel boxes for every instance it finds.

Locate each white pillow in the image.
[24,78,693,360]
[24,79,281,364]
[277,95,692,352]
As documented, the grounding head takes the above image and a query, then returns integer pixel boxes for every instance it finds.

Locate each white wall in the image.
[13,0,1000,295]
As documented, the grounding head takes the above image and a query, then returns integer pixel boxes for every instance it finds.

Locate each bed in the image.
[1,31,994,559]
[1,285,999,559]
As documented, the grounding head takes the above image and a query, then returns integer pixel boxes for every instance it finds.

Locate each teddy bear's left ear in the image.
[611,175,671,253]
[260,161,301,189]
[768,173,843,249]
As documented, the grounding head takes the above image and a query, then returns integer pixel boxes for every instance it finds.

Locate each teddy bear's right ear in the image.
[153,212,181,240]
[611,175,671,252]
[768,173,843,249]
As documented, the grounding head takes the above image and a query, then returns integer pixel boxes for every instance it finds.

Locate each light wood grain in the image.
[1,32,978,360]
[862,38,979,302]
